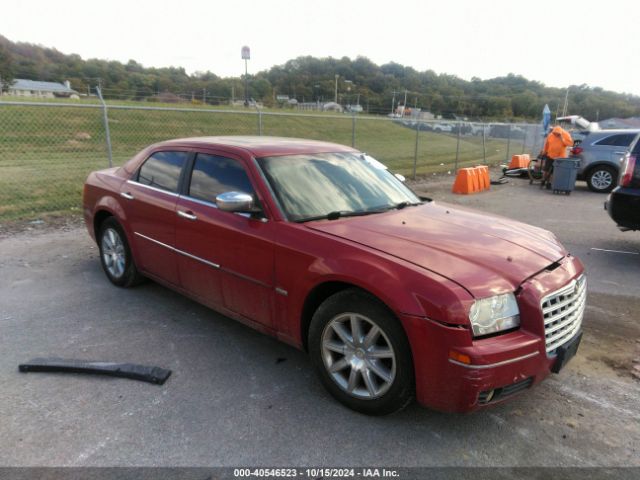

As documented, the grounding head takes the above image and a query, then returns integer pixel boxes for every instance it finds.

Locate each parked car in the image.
[432,122,453,133]
[83,136,586,415]
[569,129,640,193]
[606,133,640,230]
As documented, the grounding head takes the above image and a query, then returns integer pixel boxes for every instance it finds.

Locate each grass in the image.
[0,101,526,221]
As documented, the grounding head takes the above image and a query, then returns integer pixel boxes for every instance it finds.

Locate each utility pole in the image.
[241,46,251,107]
[391,90,398,115]
[334,74,339,103]
[202,88,206,103]
[561,88,569,117]
[403,89,408,110]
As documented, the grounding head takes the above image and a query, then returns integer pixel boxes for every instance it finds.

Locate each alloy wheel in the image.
[321,313,396,399]
[101,228,126,278]
[591,170,613,190]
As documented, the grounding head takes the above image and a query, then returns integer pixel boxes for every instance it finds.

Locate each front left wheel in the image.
[308,289,414,415]
[98,217,144,288]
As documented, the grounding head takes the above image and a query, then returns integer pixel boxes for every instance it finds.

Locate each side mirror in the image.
[215,191,258,213]
[395,173,406,183]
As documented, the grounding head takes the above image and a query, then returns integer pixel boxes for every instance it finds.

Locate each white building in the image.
[4,79,80,99]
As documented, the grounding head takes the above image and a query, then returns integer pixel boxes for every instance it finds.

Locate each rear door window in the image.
[188,153,255,204]
[137,151,188,193]
[594,134,637,147]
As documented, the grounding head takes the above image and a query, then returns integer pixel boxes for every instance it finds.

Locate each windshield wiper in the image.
[389,201,422,210]
[296,209,387,223]
[295,202,422,223]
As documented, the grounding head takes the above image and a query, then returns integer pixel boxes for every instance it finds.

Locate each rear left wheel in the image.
[98,217,144,287]
[587,166,616,193]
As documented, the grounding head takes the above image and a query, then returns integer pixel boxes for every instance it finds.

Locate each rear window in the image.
[594,133,637,147]
[137,151,188,193]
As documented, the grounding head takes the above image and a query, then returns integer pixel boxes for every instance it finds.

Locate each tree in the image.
[0,43,14,92]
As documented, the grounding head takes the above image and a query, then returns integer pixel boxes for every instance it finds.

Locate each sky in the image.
[2,0,640,95]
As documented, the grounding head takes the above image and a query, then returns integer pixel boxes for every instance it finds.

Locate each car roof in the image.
[587,129,640,136]
[153,136,358,157]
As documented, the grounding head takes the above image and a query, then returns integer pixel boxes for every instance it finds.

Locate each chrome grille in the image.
[541,275,587,355]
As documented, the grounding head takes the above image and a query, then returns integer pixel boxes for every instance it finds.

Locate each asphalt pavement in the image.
[0,175,638,467]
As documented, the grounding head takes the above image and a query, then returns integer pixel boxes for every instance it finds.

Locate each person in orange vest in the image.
[540,125,573,189]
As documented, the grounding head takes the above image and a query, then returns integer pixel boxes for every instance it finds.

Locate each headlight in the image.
[469,293,520,337]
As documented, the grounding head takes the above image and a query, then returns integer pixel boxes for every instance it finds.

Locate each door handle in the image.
[120,192,134,200]
[177,210,197,221]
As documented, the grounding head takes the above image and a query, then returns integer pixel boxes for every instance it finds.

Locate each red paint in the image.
[83,137,585,412]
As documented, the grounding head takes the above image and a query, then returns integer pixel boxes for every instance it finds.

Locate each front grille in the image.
[478,377,534,405]
[541,275,587,355]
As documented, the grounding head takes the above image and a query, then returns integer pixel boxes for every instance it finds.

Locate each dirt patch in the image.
[0,213,84,240]
[572,292,640,381]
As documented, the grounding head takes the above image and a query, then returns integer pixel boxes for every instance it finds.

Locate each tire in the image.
[308,289,414,415]
[587,165,616,193]
[98,217,144,287]
[527,158,543,184]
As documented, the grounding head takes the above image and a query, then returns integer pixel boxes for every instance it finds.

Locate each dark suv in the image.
[570,129,640,193]
[606,133,640,230]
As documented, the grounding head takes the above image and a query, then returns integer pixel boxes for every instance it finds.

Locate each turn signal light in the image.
[449,350,472,365]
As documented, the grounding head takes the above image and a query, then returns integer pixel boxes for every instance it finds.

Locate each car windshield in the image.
[257,152,421,222]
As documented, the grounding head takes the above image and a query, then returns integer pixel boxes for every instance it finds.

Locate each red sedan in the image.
[83,136,586,415]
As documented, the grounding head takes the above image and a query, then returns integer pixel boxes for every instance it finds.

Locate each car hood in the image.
[306,202,566,298]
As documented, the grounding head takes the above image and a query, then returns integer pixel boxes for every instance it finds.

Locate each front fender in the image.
[274,224,473,346]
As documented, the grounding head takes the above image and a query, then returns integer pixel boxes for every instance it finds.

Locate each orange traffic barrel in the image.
[452,168,478,194]
[509,154,529,169]
[475,165,490,190]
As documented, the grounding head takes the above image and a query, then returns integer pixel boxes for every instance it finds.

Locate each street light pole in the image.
[241,46,251,107]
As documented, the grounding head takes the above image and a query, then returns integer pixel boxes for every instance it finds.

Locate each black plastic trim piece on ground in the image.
[18,358,171,385]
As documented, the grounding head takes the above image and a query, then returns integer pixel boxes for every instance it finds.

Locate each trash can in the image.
[551,158,580,195]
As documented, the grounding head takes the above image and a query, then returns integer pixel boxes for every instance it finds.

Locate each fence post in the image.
[505,124,512,163]
[96,87,113,168]
[257,108,263,136]
[351,112,356,148]
[413,122,420,180]
[454,121,461,172]
[521,125,528,154]
[482,123,487,164]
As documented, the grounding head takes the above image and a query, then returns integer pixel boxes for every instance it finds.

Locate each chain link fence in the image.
[0,100,544,221]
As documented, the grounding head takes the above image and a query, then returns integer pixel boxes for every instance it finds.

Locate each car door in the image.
[175,151,276,328]
[119,150,189,285]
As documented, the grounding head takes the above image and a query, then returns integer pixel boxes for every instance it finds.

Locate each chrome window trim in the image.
[448,351,539,369]
[126,179,179,197]
[179,194,219,209]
